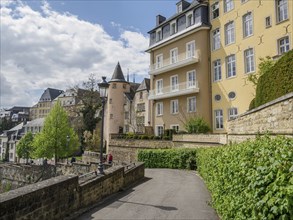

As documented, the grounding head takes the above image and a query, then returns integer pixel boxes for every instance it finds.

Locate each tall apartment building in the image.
[210,0,292,133]
[146,0,212,135]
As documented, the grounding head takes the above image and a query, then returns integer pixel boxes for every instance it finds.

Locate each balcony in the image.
[148,81,199,100]
[149,51,199,75]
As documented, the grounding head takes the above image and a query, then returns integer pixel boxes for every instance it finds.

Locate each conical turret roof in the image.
[109,62,126,83]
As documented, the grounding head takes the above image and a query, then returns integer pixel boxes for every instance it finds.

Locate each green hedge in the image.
[196,136,293,219]
[138,148,197,170]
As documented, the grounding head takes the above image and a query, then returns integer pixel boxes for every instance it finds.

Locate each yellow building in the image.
[146,0,212,135]
[210,0,292,132]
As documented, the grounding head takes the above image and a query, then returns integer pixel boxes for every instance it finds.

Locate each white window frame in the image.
[187,70,196,88]
[156,29,162,42]
[278,36,290,54]
[244,48,255,73]
[276,0,288,23]
[211,2,219,19]
[187,96,196,113]
[155,54,163,69]
[170,99,179,114]
[213,59,222,82]
[215,109,224,130]
[156,125,164,137]
[156,79,163,95]
[170,21,177,35]
[170,48,178,64]
[226,54,236,78]
[170,124,179,133]
[186,11,193,27]
[212,28,221,51]
[170,75,179,91]
[228,107,238,120]
[243,12,253,38]
[265,16,272,28]
[224,0,234,13]
[186,41,195,58]
[156,102,163,116]
[225,21,235,45]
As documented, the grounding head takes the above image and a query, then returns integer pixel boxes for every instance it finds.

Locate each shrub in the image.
[162,136,171,140]
[249,98,256,110]
[138,148,197,170]
[185,116,210,134]
[196,136,293,219]
[153,136,161,140]
[255,50,293,107]
[140,135,149,140]
[148,135,154,140]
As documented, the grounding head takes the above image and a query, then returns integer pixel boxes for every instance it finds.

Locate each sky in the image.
[0,0,179,108]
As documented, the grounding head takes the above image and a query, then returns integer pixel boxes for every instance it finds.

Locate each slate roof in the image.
[124,82,140,101]
[109,62,126,83]
[24,118,45,128]
[39,88,64,102]
[136,78,150,92]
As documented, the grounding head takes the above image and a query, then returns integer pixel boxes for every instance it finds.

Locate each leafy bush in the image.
[255,50,293,107]
[196,136,293,219]
[185,116,210,134]
[153,136,161,140]
[140,135,149,140]
[138,148,197,170]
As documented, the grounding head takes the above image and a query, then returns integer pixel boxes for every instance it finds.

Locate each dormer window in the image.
[156,29,162,42]
[170,21,177,35]
[177,3,182,13]
[186,12,193,27]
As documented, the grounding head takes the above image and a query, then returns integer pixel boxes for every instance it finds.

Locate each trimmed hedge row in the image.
[196,136,293,220]
[138,148,197,170]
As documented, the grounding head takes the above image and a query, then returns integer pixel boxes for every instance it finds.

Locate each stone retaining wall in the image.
[0,163,145,220]
[173,134,227,145]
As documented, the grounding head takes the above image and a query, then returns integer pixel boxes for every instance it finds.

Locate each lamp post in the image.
[98,76,109,174]
[66,135,70,164]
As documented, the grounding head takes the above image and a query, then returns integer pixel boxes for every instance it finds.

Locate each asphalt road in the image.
[75,169,219,220]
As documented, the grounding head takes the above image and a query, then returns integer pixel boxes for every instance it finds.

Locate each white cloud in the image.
[0,1,150,108]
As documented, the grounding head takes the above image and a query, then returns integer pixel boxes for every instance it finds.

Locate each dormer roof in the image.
[39,88,63,102]
[109,62,126,83]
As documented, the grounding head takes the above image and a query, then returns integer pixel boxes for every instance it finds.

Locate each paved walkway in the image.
[76,169,219,220]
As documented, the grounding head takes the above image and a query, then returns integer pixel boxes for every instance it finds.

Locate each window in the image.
[109,98,112,104]
[265,16,272,28]
[139,92,143,99]
[241,0,248,3]
[215,109,223,129]
[213,59,222,82]
[110,114,113,119]
[112,83,117,89]
[278,36,290,54]
[156,102,163,116]
[187,97,196,113]
[171,100,179,114]
[187,14,193,27]
[244,48,255,73]
[212,28,221,50]
[187,70,196,88]
[170,22,176,35]
[156,54,163,69]
[243,12,253,38]
[225,21,235,45]
[276,0,288,23]
[125,125,129,133]
[170,48,178,64]
[228,91,236,100]
[211,2,219,19]
[170,75,179,91]
[156,126,164,137]
[224,0,234,13]
[136,116,145,125]
[125,112,129,120]
[177,3,182,13]
[186,41,195,58]
[228,108,238,120]
[156,79,163,94]
[226,54,236,78]
[215,94,221,101]
[170,125,179,133]
[137,103,145,112]
[156,30,162,42]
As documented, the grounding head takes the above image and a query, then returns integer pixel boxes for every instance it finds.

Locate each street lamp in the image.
[98,76,109,174]
[66,135,70,164]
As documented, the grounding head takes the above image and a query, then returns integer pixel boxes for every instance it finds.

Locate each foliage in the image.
[16,132,34,163]
[83,127,101,152]
[196,136,293,219]
[254,50,293,108]
[138,148,197,170]
[33,101,79,163]
[0,117,14,133]
[184,116,210,134]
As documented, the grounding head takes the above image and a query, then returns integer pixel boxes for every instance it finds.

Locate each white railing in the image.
[149,51,199,75]
[148,81,199,100]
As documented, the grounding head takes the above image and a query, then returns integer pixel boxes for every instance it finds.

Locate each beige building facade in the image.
[147,0,212,135]
[210,0,292,133]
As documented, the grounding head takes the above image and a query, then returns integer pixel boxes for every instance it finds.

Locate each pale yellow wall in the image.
[210,0,293,133]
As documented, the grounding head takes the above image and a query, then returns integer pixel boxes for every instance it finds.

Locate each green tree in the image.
[33,101,79,164]
[16,131,34,164]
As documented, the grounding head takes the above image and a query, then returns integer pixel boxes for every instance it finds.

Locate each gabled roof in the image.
[109,62,126,83]
[24,118,45,127]
[39,88,64,102]
[136,78,150,92]
[124,82,140,101]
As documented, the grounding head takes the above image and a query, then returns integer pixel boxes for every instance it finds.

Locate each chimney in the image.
[127,68,129,82]
[156,15,166,26]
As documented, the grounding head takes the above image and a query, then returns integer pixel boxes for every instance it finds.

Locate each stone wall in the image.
[108,139,173,162]
[173,134,227,146]
[227,93,293,143]
[0,163,145,220]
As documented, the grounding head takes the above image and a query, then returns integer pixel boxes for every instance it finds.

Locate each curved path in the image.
[76,169,219,220]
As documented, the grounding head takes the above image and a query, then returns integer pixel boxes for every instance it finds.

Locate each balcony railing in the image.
[148,81,199,100]
[149,51,199,75]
